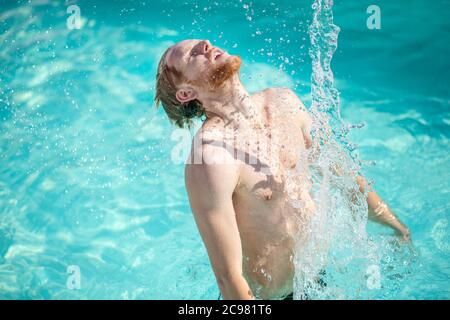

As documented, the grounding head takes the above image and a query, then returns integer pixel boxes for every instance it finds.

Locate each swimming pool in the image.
[0,0,448,299]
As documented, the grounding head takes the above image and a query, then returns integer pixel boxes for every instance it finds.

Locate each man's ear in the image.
[175,87,197,104]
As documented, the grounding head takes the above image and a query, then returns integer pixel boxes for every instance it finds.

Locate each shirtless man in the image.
[154,40,410,300]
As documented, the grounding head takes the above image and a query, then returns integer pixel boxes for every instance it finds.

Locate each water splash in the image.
[292,0,380,299]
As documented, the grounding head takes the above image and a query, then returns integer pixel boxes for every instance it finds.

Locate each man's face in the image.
[166,39,241,90]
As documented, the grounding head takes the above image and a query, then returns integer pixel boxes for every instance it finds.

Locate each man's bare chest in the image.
[231,125,305,203]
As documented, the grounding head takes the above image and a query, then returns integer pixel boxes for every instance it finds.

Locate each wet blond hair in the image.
[154,48,204,128]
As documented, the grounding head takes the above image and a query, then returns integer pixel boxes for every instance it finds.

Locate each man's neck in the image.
[201,75,264,129]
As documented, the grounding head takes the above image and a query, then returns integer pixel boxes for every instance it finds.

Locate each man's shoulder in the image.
[259,87,303,108]
[258,87,307,115]
[185,127,239,194]
[261,86,295,97]
[191,119,227,151]
[186,120,236,169]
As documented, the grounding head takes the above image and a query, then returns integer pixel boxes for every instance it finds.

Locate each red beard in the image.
[208,55,242,89]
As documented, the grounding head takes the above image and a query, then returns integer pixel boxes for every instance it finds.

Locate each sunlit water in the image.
[290,0,378,300]
[0,0,449,299]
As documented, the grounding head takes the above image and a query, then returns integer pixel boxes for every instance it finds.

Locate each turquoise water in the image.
[0,0,449,299]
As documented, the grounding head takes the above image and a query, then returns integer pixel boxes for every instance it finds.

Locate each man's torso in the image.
[192,88,314,299]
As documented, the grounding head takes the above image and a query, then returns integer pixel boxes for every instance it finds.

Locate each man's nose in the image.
[200,40,212,54]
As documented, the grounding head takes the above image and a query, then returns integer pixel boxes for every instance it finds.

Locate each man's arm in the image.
[185,144,254,300]
[356,176,411,241]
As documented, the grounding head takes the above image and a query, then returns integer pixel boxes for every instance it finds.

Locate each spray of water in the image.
[291,0,380,299]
